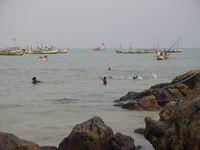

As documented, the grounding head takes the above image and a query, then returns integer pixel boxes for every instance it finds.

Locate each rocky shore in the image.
[1,70,200,150]
[114,70,200,111]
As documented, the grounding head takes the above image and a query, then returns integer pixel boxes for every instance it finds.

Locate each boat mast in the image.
[168,37,182,50]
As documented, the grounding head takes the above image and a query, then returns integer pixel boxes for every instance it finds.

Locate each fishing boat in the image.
[93,47,105,51]
[156,37,183,60]
[0,50,24,55]
[0,47,24,55]
[93,43,106,51]
[163,48,183,53]
[115,49,156,54]
[57,48,68,53]
[39,55,48,60]
[24,49,58,54]
[24,43,58,54]
[157,52,169,60]
[40,49,58,54]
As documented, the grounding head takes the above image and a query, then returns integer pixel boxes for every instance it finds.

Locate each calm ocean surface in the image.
[0,48,199,149]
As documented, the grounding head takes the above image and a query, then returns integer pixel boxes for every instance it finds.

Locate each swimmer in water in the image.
[99,76,107,85]
[133,75,143,80]
[32,77,42,84]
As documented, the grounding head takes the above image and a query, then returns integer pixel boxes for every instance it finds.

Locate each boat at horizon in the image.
[57,48,68,53]
[0,47,24,55]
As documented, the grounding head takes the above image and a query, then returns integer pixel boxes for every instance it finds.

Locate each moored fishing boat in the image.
[163,48,183,53]
[57,48,68,53]
[93,43,106,51]
[0,49,23,55]
[115,49,156,54]
[39,55,48,60]
[24,49,58,54]
[24,43,58,54]
[40,49,58,54]
[157,52,169,60]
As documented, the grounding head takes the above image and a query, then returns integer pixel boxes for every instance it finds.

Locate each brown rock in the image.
[112,132,135,150]
[174,98,200,150]
[175,83,191,96]
[39,146,57,150]
[134,128,145,135]
[186,81,200,100]
[119,91,139,102]
[116,70,200,110]
[59,116,114,150]
[0,132,40,150]
[144,84,200,150]
[122,95,160,110]
[59,116,136,150]
[159,101,177,125]
[172,70,200,89]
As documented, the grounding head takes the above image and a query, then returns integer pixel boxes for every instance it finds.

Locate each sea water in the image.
[0,48,199,149]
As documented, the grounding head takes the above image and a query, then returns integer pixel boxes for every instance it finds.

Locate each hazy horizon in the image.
[0,0,200,49]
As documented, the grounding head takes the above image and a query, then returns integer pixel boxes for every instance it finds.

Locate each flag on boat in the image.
[102,43,104,46]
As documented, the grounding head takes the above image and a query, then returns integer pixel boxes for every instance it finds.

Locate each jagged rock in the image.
[39,146,57,150]
[115,70,200,110]
[174,98,200,150]
[58,116,135,150]
[174,83,191,96]
[112,132,135,150]
[134,128,145,135]
[122,95,160,110]
[150,82,170,89]
[172,70,200,89]
[144,83,200,150]
[0,132,40,150]
[186,81,200,100]
[119,91,139,102]
[159,101,177,125]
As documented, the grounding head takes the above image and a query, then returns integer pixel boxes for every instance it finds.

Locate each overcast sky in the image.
[0,0,200,48]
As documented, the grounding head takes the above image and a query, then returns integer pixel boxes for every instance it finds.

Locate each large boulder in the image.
[115,70,200,110]
[58,116,135,150]
[144,82,200,150]
[174,98,200,150]
[122,95,160,110]
[112,132,135,150]
[186,81,200,100]
[172,70,200,89]
[0,132,40,150]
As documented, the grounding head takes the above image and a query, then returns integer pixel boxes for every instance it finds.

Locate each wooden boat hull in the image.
[0,50,23,55]
[163,48,183,53]
[157,54,169,60]
[24,49,58,54]
[40,50,58,54]
[116,50,155,54]
[93,49,105,51]
[57,49,68,53]
[39,58,48,60]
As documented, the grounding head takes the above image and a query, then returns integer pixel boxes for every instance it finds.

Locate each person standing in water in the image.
[32,77,42,84]
[99,76,107,85]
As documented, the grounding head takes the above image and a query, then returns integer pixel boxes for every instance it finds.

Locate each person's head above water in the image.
[32,77,41,83]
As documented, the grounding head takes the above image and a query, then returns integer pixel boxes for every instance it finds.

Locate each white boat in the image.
[39,55,48,60]
[157,52,169,60]
[57,48,68,53]
[93,43,106,51]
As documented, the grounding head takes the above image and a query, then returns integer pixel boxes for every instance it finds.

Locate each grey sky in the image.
[0,0,199,48]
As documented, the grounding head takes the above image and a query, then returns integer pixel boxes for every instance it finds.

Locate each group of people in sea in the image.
[32,67,145,85]
[98,67,143,85]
